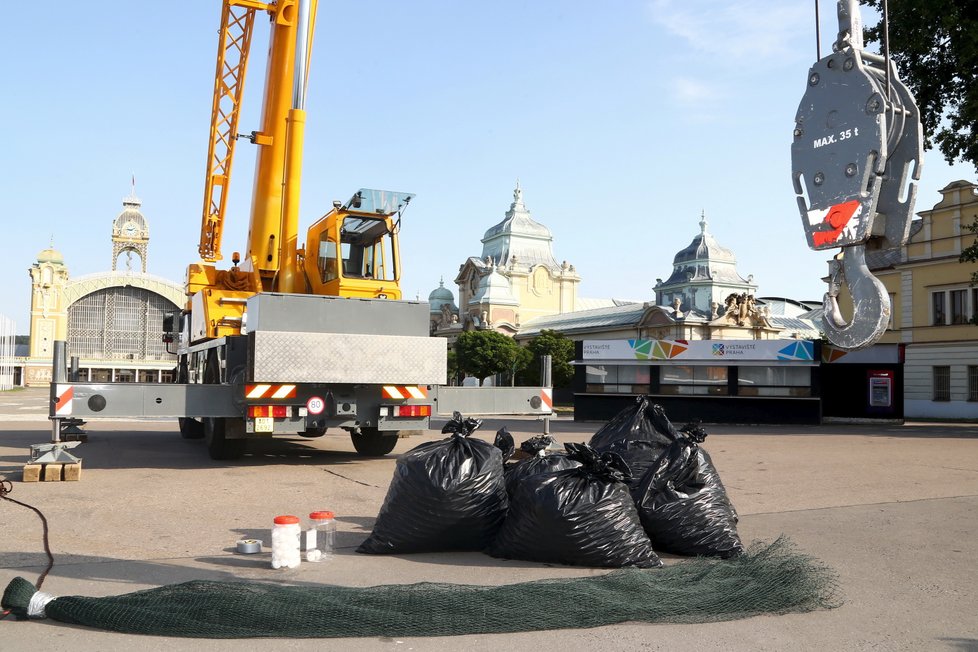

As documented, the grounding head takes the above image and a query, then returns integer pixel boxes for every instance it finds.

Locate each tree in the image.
[958,202,978,324]
[519,329,575,388]
[446,348,463,386]
[860,0,978,167]
[454,330,531,386]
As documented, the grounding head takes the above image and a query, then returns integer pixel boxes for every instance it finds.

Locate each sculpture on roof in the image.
[718,292,772,329]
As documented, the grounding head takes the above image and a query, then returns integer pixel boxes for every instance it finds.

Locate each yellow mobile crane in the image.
[186,0,406,340]
[45,0,552,461]
[168,0,443,459]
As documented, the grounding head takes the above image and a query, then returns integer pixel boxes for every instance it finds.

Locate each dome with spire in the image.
[113,193,149,238]
[470,266,518,306]
[37,236,64,264]
[672,212,736,266]
[36,246,64,264]
[480,181,559,269]
[655,212,756,315]
[662,212,745,285]
[428,278,458,314]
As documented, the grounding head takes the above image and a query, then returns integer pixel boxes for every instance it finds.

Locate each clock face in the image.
[123,222,137,236]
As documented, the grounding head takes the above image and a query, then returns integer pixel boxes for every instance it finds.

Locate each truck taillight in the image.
[248,405,289,418]
[396,404,431,418]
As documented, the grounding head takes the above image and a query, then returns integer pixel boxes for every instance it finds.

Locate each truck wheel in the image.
[179,417,205,439]
[351,428,398,457]
[205,417,246,460]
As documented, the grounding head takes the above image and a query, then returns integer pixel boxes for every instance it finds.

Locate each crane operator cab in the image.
[303,189,413,300]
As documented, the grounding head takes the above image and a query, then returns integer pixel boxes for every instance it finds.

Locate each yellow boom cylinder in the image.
[279,107,306,293]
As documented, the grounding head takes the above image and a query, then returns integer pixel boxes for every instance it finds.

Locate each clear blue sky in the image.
[2,1,974,334]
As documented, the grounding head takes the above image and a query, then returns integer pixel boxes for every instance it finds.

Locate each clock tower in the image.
[111,188,149,273]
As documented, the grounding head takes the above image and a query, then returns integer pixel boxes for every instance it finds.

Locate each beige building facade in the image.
[869,180,978,418]
[430,183,591,340]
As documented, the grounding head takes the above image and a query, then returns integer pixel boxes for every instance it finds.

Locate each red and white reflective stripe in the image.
[245,384,297,399]
[381,385,427,400]
[54,385,73,417]
[540,388,553,410]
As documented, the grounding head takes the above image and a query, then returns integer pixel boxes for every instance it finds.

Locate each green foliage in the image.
[960,215,978,286]
[454,330,531,385]
[520,329,575,388]
[446,349,463,386]
[958,214,978,323]
[860,0,978,167]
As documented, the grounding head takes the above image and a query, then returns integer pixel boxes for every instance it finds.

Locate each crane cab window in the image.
[339,216,396,281]
[317,237,338,283]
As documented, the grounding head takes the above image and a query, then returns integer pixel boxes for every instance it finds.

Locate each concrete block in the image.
[42,464,63,482]
[63,462,82,481]
[22,464,42,482]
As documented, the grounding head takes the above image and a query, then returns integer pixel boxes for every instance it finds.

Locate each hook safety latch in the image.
[823,245,890,349]
[791,0,923,349]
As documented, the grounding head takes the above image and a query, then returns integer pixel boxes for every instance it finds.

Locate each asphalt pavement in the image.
[1,386,977,651]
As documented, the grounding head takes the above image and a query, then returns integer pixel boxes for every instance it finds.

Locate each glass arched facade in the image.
[67,286,177,362]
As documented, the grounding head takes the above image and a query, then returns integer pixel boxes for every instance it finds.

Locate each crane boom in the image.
[198,1,260,263]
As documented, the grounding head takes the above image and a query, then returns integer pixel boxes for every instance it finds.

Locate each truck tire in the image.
[351,428,399,457]
[205,417,246,460]
[179,417,205,439]
[300,426,327,438]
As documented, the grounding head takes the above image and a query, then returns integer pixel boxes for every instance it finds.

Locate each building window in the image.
[932,292,946,326]
[659,365,728,395]
[738,366,812,397]
[585,365,650,394]
[931,287,978,326]
[951,289,968,324]
[933,366,951,401]
[969,366,978,402]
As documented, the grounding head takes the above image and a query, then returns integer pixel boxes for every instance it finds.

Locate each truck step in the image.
[22,461,82,483]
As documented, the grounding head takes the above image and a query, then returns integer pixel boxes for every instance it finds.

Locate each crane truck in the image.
[43,0,552,461]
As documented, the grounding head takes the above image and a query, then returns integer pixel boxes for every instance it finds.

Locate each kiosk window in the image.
[659,366,728,395]
[585,365,650,394]
[738,366,811,397]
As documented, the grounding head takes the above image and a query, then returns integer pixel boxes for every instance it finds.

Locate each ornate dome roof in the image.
[480,181,559,269]
[470,266,518,306]
[37,245,64,264]
[113,194,149,235]
[672,214,736,266]
[428,279,457,313]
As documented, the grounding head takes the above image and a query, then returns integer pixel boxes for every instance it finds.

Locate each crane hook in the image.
[822,245,890,350]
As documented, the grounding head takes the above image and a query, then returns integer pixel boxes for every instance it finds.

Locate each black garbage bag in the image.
[588,395,679,453]
[493,427,515,461]
[519,433,558,456]
[611,439,665,499]
[503,451,581,497]
[487,443,661,568]
[633,429,743,559]
[357,412,508,554]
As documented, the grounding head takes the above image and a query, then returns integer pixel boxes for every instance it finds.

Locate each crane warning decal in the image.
[245,384,297,399]
[53,385,74,417]
[808,199,863,247]
[381,386,428,400]
[540,388,553,410]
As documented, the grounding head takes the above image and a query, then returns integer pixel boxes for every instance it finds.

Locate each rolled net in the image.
[2,537,840,638]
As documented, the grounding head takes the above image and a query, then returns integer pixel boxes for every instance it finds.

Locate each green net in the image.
[2,537,841,639]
